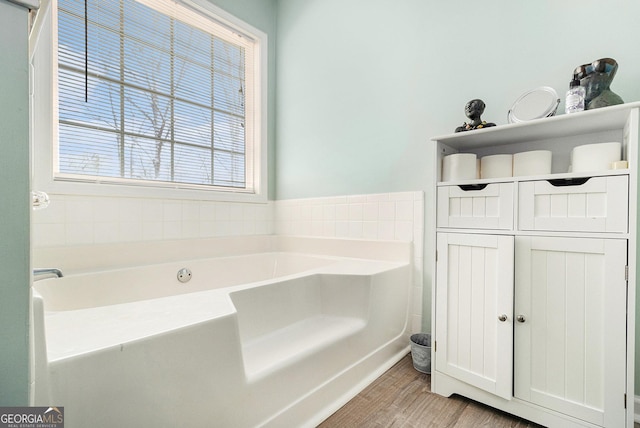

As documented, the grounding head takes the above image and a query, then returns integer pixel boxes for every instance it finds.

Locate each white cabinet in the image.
[436,233,513,400]
[431,103,640,428]
[514,236,627,427]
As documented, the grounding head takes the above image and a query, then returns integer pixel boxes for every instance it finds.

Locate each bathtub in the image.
[32,236,413,427]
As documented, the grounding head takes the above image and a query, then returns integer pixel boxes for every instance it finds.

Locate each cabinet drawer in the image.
[437,183,514,230]
[518,175,628,233]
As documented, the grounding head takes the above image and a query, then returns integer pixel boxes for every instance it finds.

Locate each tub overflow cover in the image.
[177,268,192,283]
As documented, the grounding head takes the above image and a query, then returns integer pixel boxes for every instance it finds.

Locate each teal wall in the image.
[275,0,640,200]
[275,0,640,393]
[0,1,32,406]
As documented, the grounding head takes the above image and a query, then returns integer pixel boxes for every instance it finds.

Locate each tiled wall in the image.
[31,191,425,333]
[32,194,274,247]
[275,191,425,333]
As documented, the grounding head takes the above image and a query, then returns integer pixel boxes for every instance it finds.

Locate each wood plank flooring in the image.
[320,353,611,428]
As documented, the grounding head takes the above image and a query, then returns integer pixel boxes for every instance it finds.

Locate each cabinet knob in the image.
[517,315,526,323]
[498,314,508,322]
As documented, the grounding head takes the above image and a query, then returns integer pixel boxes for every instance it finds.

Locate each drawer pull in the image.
[547,177,591,187]
[458,183,489,191]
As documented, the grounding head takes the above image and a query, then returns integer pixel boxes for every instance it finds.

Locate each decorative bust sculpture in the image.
[574,58,623,110]
[455,99,496,132]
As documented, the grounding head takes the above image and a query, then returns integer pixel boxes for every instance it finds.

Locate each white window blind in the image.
[56,0,256,191]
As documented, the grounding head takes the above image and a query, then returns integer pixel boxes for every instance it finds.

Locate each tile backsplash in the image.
[32,194,274,247]
[31,190,425,333]
[275,191,425,334]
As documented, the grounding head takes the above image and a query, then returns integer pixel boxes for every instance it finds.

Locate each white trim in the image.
[30,0,268,203]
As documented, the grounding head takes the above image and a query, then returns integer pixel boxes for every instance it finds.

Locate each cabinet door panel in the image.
[436,233,514,400]
[514,236,626,427]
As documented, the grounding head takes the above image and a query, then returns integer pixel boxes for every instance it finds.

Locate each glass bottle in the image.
[565,76,586,114]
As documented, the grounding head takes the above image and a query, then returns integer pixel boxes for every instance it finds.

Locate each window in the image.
[32,0,266,201]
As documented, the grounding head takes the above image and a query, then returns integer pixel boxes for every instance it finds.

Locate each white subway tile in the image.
[92,198,118,223]
[322,204,336,221]
[199,221,216,237]
[66,222,94,245]
[395,221,413,241]
[119,198,142,222]
[181,201,200,222]
[119,222,143,242]
[414,200,425,226]
[311,205,323,221]
[228,203,244,221]
[348,221,363,239]
[335,221,349,238]
[65,199,94,223]
[362,222,378,239]
[378,221,395,240]
[322,221,336,237]
[227,221,245,236]
[214,203,231,221]
[290,204,302,221]
[300,204,313,221]
[362,202,379,221]
[254,220,270,235]
[243,204,257,221]
[33,223,65,247]
[33,197,66,224]
[142,199,164,222]
[335,204,349,221]
[242,221,256,235]
[213,221,231,236]
[142,221,163,241]
[311,221,323,236]
[181,221,200,239]
[348,203,363,221]
[94,222,120,244]
[199,202,216,221]
[378,201,395,221]
[299,220,312,236]
[163,221,182,239]
[395,200,414,222]
[163,201,182,222]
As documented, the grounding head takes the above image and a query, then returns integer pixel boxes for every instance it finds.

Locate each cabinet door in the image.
[514,237,626,427]
[436,233,514,400]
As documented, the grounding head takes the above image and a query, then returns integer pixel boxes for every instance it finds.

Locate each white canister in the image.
[571,142,622,173]
[442,153,477,182]
[513,150,552,176]
[480,154,513,179]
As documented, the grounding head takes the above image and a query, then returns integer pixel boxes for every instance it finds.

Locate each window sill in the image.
[38,177,268,204]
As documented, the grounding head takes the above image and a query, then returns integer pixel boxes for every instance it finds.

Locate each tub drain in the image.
[177,268,192,283]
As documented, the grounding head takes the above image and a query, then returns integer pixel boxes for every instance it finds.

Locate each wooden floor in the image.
[321,353,617,428]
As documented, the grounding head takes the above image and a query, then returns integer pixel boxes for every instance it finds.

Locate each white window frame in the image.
[30,0,268,203]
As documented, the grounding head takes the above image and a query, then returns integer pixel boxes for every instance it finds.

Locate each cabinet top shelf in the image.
[431,102,640,150]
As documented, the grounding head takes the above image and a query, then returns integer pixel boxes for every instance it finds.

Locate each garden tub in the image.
[32,236,412,427]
